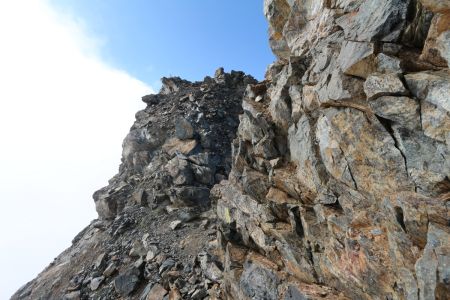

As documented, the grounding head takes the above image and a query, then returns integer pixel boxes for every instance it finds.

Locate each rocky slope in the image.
[12,0,450,299]
[12,70,256,300]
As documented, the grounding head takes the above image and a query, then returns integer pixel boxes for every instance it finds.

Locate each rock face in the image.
[12,1,450,300]
[213,0,449,299]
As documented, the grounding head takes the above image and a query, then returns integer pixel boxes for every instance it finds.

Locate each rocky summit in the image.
[12,1,450,300]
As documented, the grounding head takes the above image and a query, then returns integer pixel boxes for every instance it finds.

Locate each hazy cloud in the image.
[0,1,153,297]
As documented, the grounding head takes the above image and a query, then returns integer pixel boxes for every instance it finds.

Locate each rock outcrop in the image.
[214,0,449,299]
[12,1,450,299]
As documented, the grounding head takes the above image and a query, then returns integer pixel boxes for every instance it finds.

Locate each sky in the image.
[0,0,273,298]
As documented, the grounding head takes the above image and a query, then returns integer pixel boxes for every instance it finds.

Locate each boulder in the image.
[145,283,168,300]
[114,268,142,296]
[363,73,408,100]
[175,118,195,140]
[239,259,280,300]
[368,96,420,130]
[338,41,376,78]
[336,0,409,42]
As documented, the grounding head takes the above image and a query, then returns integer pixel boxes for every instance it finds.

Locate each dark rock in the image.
[175,118,195,140]
[239,261,280,300]
[114,267,142,296]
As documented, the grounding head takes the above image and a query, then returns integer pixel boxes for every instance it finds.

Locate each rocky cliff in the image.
[12,0,450,299]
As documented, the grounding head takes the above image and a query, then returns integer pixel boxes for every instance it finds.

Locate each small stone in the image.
[169,286,182,300]
[369,96,420,130]
[134,257,145,268]
[102,263,117,277]
[139,283,153,300]
[191,288,208,300]
[129,240,147,257]
[255,95,264,102]
[146,245,159,262]
[200,219,209,229]
[376,53,402,74]
[371,228,383,236]
[338,41,376,78]
[166,205,178,213]
[170,220,182,230]
[90,276,104,291]
[94,253,106,270]
[63,291,81,300]
[146,283,168,300]
[132,189,147,206]
[214,67,225,78]
[159,258,176,274]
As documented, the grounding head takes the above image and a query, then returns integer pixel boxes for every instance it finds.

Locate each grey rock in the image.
[317,108,412,195]
[114,268,142,296]
[239,261,280,300]
[364,73,408,100]
[405,70,450,113]
[159,258,176,274]
[145,245,159,262]
[166,157,194,186]
[191,288,208,300]
[169,220,182,230]
[63,291,81,300]
[415,223,450,300]
[145,283,168,300]
[161,77,181,94]
[191,164,214,185]
[283,285,308,300]
[102,263,117,277]
[289,114,326,198]
[129,240,147,257]
[369,96,420,130]
[437,30,450,66]
[393,126,450,196]
[89,276,104,291]
[172,186,210,207]
[198,252,223,282]
[336,0,409,42]
[241,167,270,202]
[338,41,376,78]
[140,283,154,300]
[94,252,107,270]
[175,118,195,140]
[421,101,450,142]
[376,53,402,74]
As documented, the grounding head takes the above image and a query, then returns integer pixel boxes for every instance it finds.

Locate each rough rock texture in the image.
[213,0,449,299]
[12,1,450,299]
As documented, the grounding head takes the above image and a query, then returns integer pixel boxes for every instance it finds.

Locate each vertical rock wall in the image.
[215,0,450,299]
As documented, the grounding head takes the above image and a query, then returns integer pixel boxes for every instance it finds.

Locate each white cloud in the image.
[0,1,153,297]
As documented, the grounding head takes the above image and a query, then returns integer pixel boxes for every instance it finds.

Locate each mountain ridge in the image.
[12,0,450,299]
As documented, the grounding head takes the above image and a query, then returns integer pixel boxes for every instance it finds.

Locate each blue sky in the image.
[0,1,273,298]
[49,0,274,88]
